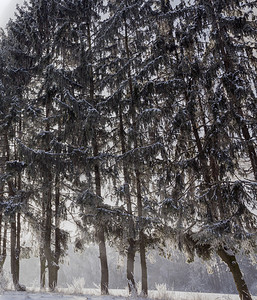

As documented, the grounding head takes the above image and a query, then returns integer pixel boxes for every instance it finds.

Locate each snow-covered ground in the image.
[0,289,257,300]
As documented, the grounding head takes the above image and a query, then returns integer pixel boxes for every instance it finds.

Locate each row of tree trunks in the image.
[5,130,25,291]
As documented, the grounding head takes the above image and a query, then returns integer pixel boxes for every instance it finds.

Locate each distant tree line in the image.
[0,0,256,299]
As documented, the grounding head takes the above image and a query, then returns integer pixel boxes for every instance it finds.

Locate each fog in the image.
[9,245,255,294]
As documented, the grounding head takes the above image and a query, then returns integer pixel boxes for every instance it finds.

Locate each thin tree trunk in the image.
[127,238,136,293]
[40,248,46,289]
[16,172,22,283]
[10,216,25,291]
[87,20,109,295]
[136,169,148,296]
[10,220,18,287]
[6,132,24,291]
[97,227,109,295]
[53,175,61,288]
[43,93,57,291]
[44,183,54,291]
[0,222,7,272]
[123,3,148,295]
[119,104,137,293]
[139,231,147,296]
[40,195,46,289]
[93,137,109,295]
[217,248,252,300]
[16,212,21,282]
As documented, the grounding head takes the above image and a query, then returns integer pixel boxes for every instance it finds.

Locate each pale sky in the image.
[0,0,25,28]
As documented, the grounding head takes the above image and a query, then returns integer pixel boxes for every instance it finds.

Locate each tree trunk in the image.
[123,4,148,295]
[86,19,109,295]
[16,212,21,282]
[127,238,136,293]
[119,104,137,293]
[44,187,55,291]
[10,220,18,288]
[139,231,148,296]
[97,227,109,295]
[217,248,252,300]
[40,248,46,289]
[0,222,7,272]
[136,169,148,297]
[52,175,61,289]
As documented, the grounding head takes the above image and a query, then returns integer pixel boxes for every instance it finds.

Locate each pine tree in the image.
[4,0,70,290]
[157,1,257,299]
[0,29,27,291]
[96,0,166,295]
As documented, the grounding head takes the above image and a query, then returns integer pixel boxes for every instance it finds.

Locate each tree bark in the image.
[127,238,136,293]
[44,183,55,291]
[139,231,148,296]
[119,104,137,293]
[97,227,109,295]
[16,212,21,282]
[0,222,7,272]
[52,175,61,289]
[217,248,252,300]
[87,19,109,295]
[40,248,46,289]
[123,3,148,295]
[10,220,18,288]
[136,170,148,296]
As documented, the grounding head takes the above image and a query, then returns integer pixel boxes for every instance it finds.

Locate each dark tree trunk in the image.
[127,238,136,293]
[16,212,21,282]
[87,19,109,295]
[217,248,252,300]
[0,221,7,272]
[10,216,24,291]
[119,104,137,293]
[139,231,148,296]
[97,227,109,295]
[15,173,22,282]
[52,175,61,289]
[43,93,58,291]
[40,248,46,289]
[94,144,109,295]
[44,185,55,291]
[10,220,18,288]
[123,4,148,295]
[136,169,148,297]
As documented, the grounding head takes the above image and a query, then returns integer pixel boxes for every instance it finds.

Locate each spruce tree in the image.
[157,1,257,299]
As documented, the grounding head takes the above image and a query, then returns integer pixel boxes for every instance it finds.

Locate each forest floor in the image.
[0,289,257,300]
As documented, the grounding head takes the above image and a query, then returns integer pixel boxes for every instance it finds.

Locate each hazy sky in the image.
[0,0,25,28]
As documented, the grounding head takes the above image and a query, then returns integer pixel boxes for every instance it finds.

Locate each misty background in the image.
[4,245,254,294]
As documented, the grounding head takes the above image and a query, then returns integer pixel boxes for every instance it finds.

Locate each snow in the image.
[0,291,125,300]
[0,290,256,300]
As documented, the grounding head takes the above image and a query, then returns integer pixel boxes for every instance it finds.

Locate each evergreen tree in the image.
[157,1,257,299]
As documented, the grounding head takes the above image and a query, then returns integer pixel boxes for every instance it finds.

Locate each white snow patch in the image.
[0,290,257,300]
